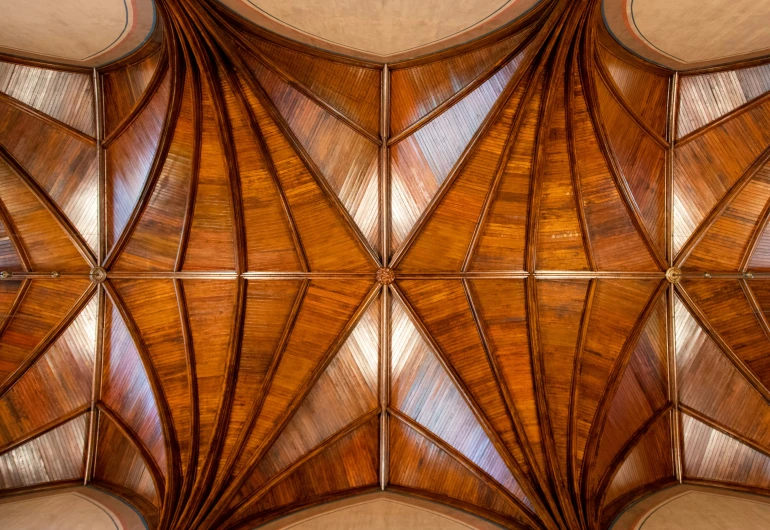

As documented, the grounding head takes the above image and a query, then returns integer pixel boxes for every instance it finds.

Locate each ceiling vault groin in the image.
[1,0,770,528]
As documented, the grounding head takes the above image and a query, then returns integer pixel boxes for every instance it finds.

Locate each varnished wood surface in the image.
[0,0,769,529]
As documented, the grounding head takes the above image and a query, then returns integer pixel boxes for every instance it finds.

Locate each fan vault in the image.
[0,0,769,529]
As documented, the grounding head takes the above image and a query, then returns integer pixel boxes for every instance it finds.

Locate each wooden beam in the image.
[741,196,770,272]
[666,72,679,267]
[380,64,391,265]
[667,285,683,483]
[84,284,106,484]
[379,285,390,489]
[0,405,90,456]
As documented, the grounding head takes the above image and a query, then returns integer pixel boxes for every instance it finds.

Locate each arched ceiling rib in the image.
[1,1,770,529]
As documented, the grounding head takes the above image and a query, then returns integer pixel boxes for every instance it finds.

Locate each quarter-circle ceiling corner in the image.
[602,0,770,70]
[0,0,158,67]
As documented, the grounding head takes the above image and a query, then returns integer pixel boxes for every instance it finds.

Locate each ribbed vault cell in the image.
[1,1,770,529]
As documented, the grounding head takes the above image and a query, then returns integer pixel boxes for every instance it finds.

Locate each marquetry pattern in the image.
[1,0,770,529]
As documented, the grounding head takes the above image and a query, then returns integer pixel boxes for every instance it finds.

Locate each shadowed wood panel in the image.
[112,280,190,476]
[0,293,96,447]
[573,71,658,271]
[537,279,590,485]
[242,53,380,250]
[594,76,666,254]
[676,295,770,453]
[183,280,237,476]
[684,164,770,270]
[0,414,86,489]
[673,97,770,255]
[575,279,659,479]
[0,62,94,135]
[0,219,22,269]
[103,51,163,135]
[0,281,22,335]
[113,72,194,271]
[237,73,374,271]
[238,298,378,499]
[217,280,303,479]
[247,36,381,136]
[398,76,527,271]
[470,71,541,272]
[220,76,302,271]
[182,72,236,271]
[468,279,544,479]
[597,47,668,136]
[390,31,529,135]
[397,280,528,476]
[101,295,167,477]
[389,417,526,523]
[231,416,379,526]
[0,280,90,385]
[538,72,589,270]
[593,296,668,486]
[682,414,770,490]
[0,158,87,270]
[0,100,98,252]
[390,54,524,252]
[390,296,526,501]
[95,413,160,507]
[681,279,770,390]
[749,216,770,271]
[231,279,373,477]
[602,413,672,507]
[678,63,770,138]
[106,71,171,251]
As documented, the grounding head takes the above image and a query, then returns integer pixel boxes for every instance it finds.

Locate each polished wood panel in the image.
[106,72,171,251]
[95,412,160,507]
[241,53,380,250]
[0,158,88,270]
[597,46,669,137]
[389,295,526,501]
[0,280,91,385]
[678,64,770,138]
[390,54,524,253]
[602,413,673,507]
[682,413,770,491]
[0,62,94,136]
[103,51,163,136]
[227,416,379,528]
[390,30,529,136]
[673,97,770,255]
[398,77,527,271]
[676,295,770,454]
[0,101,98,252]
[246,35,381,137]
[0,414,87,489]
[389,417,529,525]
[0,293,96,447]
[100,294,167,476]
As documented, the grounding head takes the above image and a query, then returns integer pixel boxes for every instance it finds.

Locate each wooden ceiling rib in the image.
[1,0,770,528]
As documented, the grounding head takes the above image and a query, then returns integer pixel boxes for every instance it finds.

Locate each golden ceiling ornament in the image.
[665,267,682,284]
[376,267,395,285]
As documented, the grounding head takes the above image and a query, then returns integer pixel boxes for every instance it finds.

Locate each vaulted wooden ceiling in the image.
[1,0,770,529]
